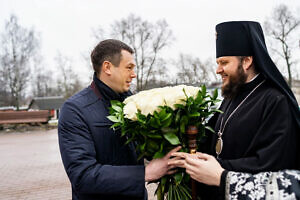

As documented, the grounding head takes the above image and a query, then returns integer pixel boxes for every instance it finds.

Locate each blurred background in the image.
[0,0,299,110]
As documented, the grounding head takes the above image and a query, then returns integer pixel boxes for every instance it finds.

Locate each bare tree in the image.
[175,54,218,85]
[141,58,172,90]
[55,52,83,99]
[93,14,174,91]
[0,74,10,106]
[0,14,39,110]
[31,55,60,97]
[264,4,300,87]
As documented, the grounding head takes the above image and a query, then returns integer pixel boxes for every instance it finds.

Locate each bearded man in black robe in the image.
[170,21,300,200]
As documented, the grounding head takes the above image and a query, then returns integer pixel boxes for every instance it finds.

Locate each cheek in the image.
[224,64,235,74]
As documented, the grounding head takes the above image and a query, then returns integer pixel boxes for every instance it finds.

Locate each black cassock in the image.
[200,74,299,199]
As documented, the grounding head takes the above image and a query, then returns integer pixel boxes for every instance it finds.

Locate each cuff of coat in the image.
[131,165,146,198]
[113,165,146,198]
[218,169,228,198]
[218,158,234,172]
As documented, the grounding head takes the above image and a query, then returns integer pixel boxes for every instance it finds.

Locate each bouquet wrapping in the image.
[108,85,221,200]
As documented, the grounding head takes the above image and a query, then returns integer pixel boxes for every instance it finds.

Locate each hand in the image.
[145,146,181,182]
[169,152,224,186]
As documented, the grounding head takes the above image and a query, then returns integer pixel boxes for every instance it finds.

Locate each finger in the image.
[171,152,188,158]
[185,163,199,176]
[196,152,212,160]
[185,168,196,177]
[166,169,178,175]
[168,159,186,168]
[169,156,183,161]
[166,146,182,157]
[185,156,203,167]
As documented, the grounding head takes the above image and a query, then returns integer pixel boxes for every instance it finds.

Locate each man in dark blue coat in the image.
[58,39,180,200]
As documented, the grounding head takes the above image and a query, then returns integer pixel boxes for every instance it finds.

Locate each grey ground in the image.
[0,128,157,200]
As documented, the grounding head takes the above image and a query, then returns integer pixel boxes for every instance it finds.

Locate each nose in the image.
[131,70,137,78]
[216,64,223,75]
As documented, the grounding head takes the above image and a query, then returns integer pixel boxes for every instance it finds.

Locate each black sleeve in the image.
[218,170,228,198]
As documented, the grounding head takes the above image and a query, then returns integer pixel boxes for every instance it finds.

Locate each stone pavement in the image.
[0,129,157,200]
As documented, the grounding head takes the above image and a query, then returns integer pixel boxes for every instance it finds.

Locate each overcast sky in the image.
[0,0,299,84]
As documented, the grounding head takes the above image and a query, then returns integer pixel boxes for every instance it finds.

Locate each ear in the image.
[242,56,253,71]
[102,61,112,75]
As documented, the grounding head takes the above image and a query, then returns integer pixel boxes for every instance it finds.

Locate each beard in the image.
[221,62,247,99]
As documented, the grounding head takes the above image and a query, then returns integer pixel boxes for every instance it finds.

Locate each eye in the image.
[127,65,135,71]
[220,61,228,65]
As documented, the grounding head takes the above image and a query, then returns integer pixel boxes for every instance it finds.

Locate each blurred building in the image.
[28,96,65,119]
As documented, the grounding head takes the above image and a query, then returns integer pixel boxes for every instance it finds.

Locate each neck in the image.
[245,72,259,83]
[247,73,260,83]
[98,73,117,94]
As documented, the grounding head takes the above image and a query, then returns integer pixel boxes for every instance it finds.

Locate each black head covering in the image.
[215,21,300,129]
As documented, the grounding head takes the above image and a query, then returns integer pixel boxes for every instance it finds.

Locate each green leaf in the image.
[161,113,172,122]
[110,123,121,129]
[147,133,163,139]
[201,85,207,97]
[110,100,122,107]
[147,140,160,152]
[174,172,183,185]
[161,127,177,134]
[158,109,167,119]
[178,184,191,199]
[140,142,146,152]
[175,103,185,109]
[161,116,172,128]
[213,88,218,100]
[195,90,203,104]
[205,126,215,133]
[161,176,167,194]
[153,151,165,159]
[111,104,122,112]
[107,115,119,123]
[163,132,180,145]
[137,152,146,160]
[159,141,164,152]
[189,112,200,117]
[156,182,163,200]
[175,110,181,124]
[149,118,159,128]
[180,116,188,133]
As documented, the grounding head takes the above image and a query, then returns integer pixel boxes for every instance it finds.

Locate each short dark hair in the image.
[91,39,134,74]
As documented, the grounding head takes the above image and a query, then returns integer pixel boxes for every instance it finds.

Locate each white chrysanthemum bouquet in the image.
[108,85,221,200]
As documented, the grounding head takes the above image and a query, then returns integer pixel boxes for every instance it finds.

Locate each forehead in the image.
[216,56,238,63]
[120,50,135,65]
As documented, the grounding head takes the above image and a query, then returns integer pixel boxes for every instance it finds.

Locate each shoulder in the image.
[62,87,99,110]
[261,81,284,97]
[259,81,288,104]
[60,87,102,120]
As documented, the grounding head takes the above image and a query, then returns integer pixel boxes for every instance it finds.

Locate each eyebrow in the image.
[127,63,136,67]
[217,59,228,64]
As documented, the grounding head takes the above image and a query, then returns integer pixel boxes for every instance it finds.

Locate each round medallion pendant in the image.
[216,138,223,155]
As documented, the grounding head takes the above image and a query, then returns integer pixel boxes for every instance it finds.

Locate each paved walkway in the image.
[0,129,157,200]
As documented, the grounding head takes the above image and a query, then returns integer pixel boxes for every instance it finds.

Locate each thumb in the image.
[166,146,182,158]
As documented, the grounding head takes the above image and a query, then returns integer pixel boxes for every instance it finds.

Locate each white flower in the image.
[123,85,200,121]
[123,100,138,121]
